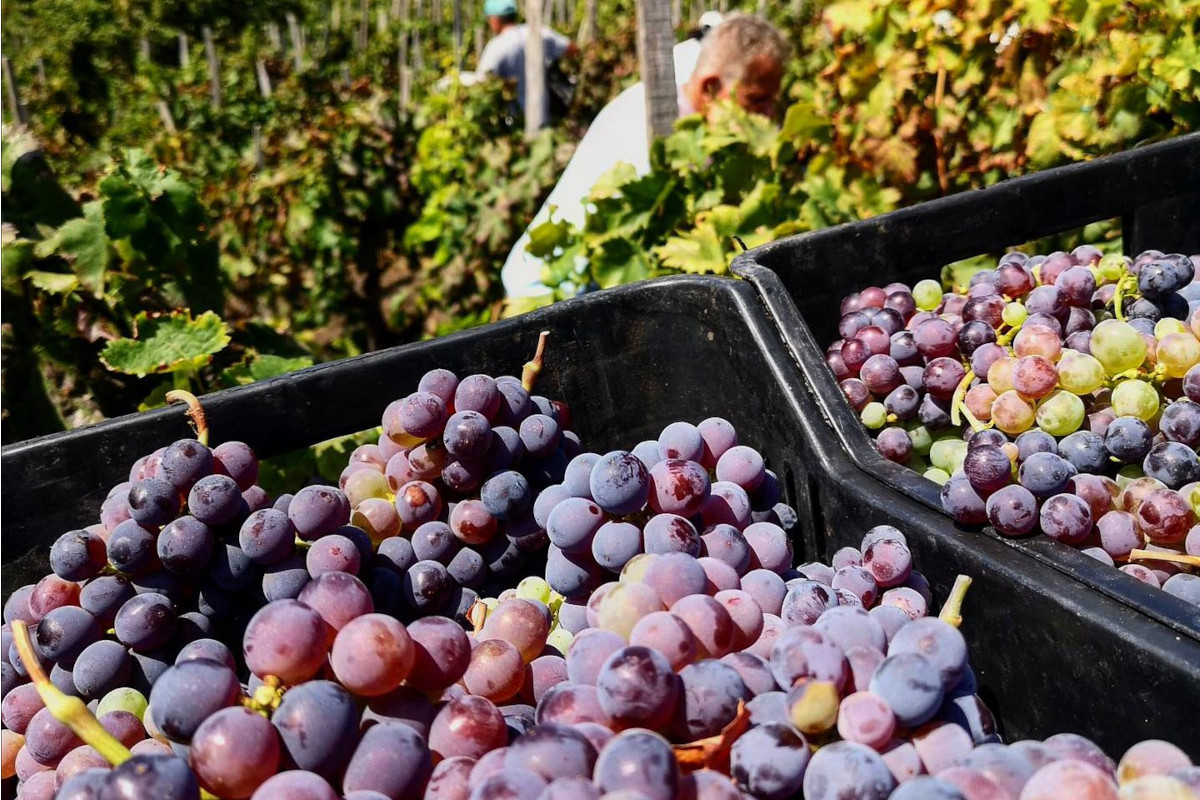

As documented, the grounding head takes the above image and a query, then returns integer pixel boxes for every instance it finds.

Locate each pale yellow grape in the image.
[929,438,968,474]
[546,626,574,653]
[1057,350,1106,395]
[597,582,663,640]
[1091,319,1148,375]
[98,688,149,720]
[1035,390,1085,436]
[1096,253,1127,283]
[516,576,552,604]
[1156,332,1200,378]
[991,390,1036,434]
[908,426,933,456]
[1154,318,1189,338]
[924,467,951,485]
[861,402,887,429]
[344,469,390,506]
[913,279,943,311]
[987,357,1017,394]
[1111,380,1160,420]
[621,553,657,583]
[1002,302,1027,328]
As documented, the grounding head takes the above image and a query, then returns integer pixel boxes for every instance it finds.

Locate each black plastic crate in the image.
[3,276,1198,757]
[732,135,1200,638]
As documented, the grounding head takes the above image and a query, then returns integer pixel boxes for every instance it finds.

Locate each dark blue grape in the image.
[444,410,494,461]
[1161,399,1200,448]
[155,516,214,574]
[563,453,601,498]
[869,652,943,728]
[884,385,920,420]
[127,478,182,527]
[273,680,359,778]
[149,660,241,743]
[108,520,158,575]
[342,722,433,798]
[1139,260,1183,299]
[114,593,177,652]
[72,639,131,698]
[1057,431,1108,474]
[187,475,245,527]
[80,576,135,627]
[402,560,453,612]
[1017,452,1075,498]
[412,522,462,565]
[520,414,561,458]
[1014,430,1057,463]
[159,440,215,493]
[1106,417,1154,463]
[51,529,108,581]
[918,395,952,430]
[447,547,487,588]
[262,555,311,601]
[35,605,100,665]
[481,470,534,521]
[1143,441,1200,489]
[731,722,810,800]
[101,754,200,800]
[238,509,295,565]
[175,638,235,670]
[961,445,1011,497]
[376,537,417,573]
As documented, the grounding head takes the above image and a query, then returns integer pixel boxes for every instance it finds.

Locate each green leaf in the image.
[53,202,109,296]
[527,213,575,258]
[221,352,315,386]
[781,103,832,145]
[656,222,729,275]
[99,174,150,239]
[26,270,80,293]
[100,310,231,377]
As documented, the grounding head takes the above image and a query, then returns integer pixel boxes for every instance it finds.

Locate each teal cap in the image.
[484,0,517,15]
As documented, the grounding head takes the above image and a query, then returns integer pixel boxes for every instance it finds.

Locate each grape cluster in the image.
[3,381,1197,799]
[826,247,1200,605]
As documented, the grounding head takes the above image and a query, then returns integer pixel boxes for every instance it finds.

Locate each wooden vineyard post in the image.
[453,0,464,69]
[578,0,598,44]
[3,58,29,125]
[400,66,412,111]
[378,8,389,34]
[332,0,343,30]
[672,0,682,29]
[475,26,485,66]
[157,100,178,134]
[636,0,677,144]
[178,34,190,67]
[524,0,546,135]
[287,13,305,70]
[35,58,47,88]
[202,26,222,108]
[256,59,273,97]
[267,22,283,51]
[139,38,151,61]
[252,125,264,170]
[357,0,370,50]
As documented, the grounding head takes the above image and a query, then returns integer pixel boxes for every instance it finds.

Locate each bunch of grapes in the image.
[826,247,1200,605]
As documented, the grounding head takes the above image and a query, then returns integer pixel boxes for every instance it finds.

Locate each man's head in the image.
[683,14,789,119]
[484,0,518,33]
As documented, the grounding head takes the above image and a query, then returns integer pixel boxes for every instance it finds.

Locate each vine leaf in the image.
[101,310,231,377]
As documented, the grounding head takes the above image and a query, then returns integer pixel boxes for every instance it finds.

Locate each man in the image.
[500,13,789,300]
[477,0,578,123]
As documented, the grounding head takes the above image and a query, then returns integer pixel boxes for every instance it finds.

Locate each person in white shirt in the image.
[500,12,789,300]
[477,0,577,124]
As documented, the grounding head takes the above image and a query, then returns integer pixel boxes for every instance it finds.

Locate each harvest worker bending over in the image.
[477,0,577,124]
[500,13,790,300]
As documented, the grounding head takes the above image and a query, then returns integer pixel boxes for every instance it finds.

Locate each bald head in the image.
[695,14,790,88]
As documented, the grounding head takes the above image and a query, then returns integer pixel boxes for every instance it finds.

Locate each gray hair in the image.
[695,13,790,85]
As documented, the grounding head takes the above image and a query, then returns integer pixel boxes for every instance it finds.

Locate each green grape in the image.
[1111,379,1160,420]
[913,279,943,311]
[1091,319,1148,375]
[98,687,149,720]
[1116,464,1145,488]
[1057,351,1106,395]
[907,425,933,456]
[1189,486,1200,518]
[1157,332,1200,378]
[929,438,968,474]
[861,402,887,430]
[1155,319,1189,338]
[924,467,951,486]
[1096,253,1126,283]
[517,576,552,604]
[546,626,574,653]
[1002,302,1027,328]
[1035,390,1085,436]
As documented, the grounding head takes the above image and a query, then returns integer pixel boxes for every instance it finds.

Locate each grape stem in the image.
[10,621,132,767]
[939,575,972,628]
[166,389,210,446]
[521,331,550,392]
[949,369,991,432]
[466,597,490,632]
[1126,549,1200,569]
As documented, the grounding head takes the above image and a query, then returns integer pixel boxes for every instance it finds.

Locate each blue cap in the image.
[484,0,518,15]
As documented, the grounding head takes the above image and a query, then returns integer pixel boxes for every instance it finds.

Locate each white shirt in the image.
[477,24,572,122]
[501,38,702,298]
